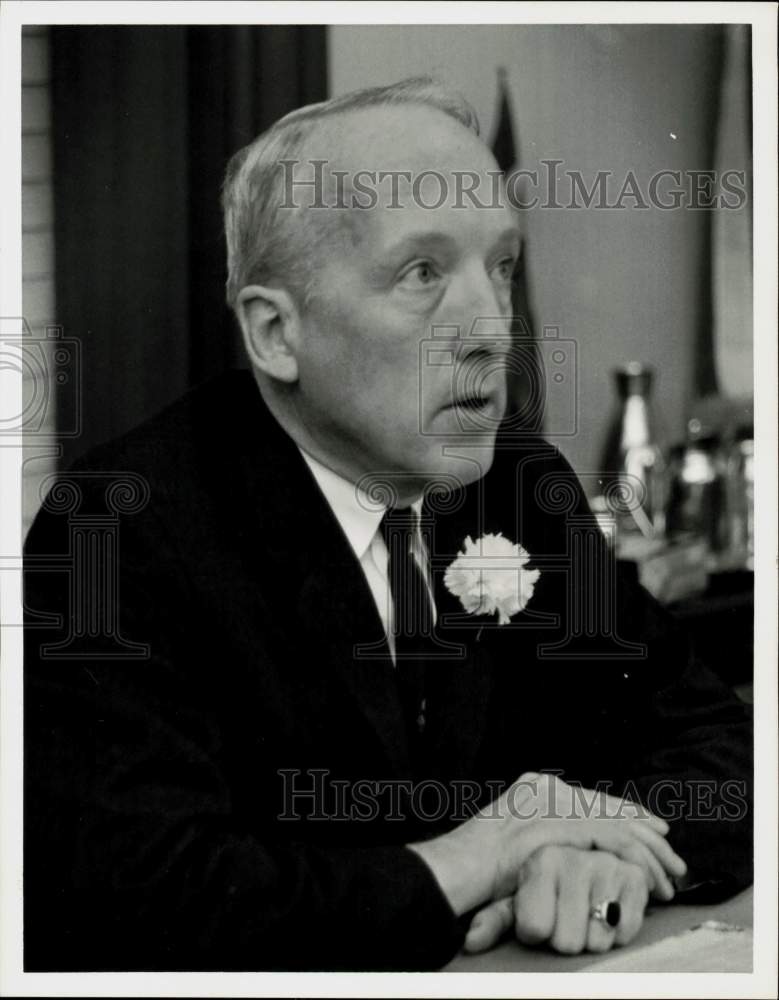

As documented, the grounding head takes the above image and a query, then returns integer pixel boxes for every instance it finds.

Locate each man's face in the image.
[291,105,518,498]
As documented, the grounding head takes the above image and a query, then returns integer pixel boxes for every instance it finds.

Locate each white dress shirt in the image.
[298,448,436,661]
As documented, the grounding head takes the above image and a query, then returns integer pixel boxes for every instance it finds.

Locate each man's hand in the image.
[464,846,650,955]
[408,772,686,919]
[494,772,680,902]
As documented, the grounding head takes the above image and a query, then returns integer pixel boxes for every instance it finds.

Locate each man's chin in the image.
[356,434,498,505]
[417,439,497,495]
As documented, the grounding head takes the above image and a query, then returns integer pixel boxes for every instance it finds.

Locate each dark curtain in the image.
[490,68,541,434]
[51,26,327,467]
[692,26,727,401]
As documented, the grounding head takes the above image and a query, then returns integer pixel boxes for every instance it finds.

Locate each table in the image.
[445,887,752,971]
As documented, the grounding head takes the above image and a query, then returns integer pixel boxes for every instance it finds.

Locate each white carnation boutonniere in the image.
[444,533,540,626]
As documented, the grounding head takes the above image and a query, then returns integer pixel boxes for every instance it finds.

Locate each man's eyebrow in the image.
[378,231,458,260]
[378,226,522,261]
[490,226,523,253]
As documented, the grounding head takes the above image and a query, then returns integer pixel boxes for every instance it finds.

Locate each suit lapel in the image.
[421,484,496,781]
[295,537,413,779]
[222,375,412,776]
[215,373,502,781]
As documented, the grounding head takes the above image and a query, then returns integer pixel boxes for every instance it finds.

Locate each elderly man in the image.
[24,78,751,971]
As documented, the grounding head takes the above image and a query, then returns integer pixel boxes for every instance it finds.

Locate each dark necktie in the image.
[380,506,435,762]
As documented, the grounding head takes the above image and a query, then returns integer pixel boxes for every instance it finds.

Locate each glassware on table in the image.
[666,426,729,562]
[724,426,754,571]
[599,362,668,547]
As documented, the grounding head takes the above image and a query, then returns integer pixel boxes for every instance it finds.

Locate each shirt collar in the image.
[298,447,423,561]
[299,447,384,561]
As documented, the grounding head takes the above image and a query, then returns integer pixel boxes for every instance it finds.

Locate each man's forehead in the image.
[282,104,518,260]
[300,103,496,177]
[354,198,521,252]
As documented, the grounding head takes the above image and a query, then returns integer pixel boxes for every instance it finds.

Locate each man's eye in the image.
[491,257,516,283]
[398,261,438,287]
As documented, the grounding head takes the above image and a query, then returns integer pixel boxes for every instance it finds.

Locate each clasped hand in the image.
[409,772,686,957]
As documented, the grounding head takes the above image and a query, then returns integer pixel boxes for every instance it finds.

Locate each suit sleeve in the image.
[23,473,463,972]
[524,445,753,900]
[608,574,754,900]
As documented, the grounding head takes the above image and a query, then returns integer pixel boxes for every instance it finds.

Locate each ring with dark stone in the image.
[590,899,621,928]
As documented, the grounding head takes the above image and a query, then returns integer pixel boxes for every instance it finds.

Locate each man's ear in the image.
[235,285,300,384]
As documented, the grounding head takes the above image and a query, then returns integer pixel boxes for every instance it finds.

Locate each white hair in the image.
[221,77,480,310]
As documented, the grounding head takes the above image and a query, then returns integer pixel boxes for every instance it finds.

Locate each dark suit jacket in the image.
[23,370,752,971]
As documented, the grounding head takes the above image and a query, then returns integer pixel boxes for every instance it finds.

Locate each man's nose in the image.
[444,263,512,354]
[456,315,512,371]
[457,320,511,360]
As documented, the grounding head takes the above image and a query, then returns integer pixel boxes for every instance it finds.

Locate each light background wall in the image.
[329,24,750,478]
[22,26,58,539]
[712,24,752,400]
[19,24,753,530]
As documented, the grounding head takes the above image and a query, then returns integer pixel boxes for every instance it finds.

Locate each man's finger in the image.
[463,897,514,954]
[571,819,684,885]
[602,793,669,835]
[614,862,650,947]
[514,848,558,947]
[550,854,592,954]
[625,803,668,835]
[504,816,685,896]
[535,777,669,836]
[512,816,627,874]
[582,817,685,880]
[617,839,675,901]
[617,820,687,878]
[585,857,621,954]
